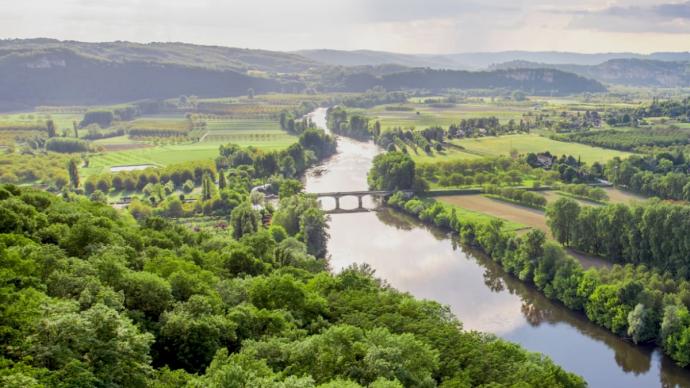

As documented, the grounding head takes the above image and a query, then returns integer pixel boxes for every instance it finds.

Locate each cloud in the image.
[568,1,690,33]
[1,0,690,53]
[353,0,518,23]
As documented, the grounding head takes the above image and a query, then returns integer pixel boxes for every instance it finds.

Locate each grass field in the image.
[363,102,529,129]
[83,114,297,176]
[205,119,281,132]
[83,138,295,177]
[411,134,634,164]
[0,112,81,131]
[0,112,82,145]
[92,135,142,145]
[440,195,546,232]
[130,117,191,130]
[602,187,647,204]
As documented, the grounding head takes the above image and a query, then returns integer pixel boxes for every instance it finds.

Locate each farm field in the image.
[0,112,82,144]
[540,187,646,206]
[411,134,634,164]
[439,189,648,235]
[201,118,295,144]
[91,135,153,152]
[439,194,549,233]
[531,96,643,111]
[83,138,295,177]
[363,101,530,129]
[82,113,299,176]
[539,191,598,207]
[0,112,81,130]
[130,117,190,130]
[602,187,648,204]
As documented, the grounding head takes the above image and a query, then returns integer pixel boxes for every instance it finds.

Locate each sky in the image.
[2,0,690,54]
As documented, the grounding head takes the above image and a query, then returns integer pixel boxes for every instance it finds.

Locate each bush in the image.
[46,138,90,153]
[80,110,114,128]
[483,184,546,208]
[182,180,195,193]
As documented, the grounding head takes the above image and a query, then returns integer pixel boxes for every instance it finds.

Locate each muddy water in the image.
[304,108,690,388]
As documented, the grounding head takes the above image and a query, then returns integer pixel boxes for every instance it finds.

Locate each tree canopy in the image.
[0,184,584,387]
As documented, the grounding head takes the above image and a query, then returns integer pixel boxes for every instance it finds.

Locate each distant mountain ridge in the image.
[0,39,633,109]
[0,38,320,73]
[329,68,605,95]
[294,49,465,69]
[490,59,690,87]
[0,44,295,110]
[296,49,690,69]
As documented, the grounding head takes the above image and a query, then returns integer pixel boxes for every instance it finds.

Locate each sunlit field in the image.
[410,134,634,164]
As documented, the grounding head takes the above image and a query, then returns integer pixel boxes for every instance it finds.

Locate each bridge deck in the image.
[310,190,396,197]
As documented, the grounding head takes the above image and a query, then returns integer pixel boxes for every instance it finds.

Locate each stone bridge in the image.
[311,190,411,213]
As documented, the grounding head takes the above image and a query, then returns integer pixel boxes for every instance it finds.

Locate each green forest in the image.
[0,184,584,387]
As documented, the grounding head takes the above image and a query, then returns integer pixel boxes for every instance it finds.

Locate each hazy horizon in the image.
[3,36,690,56]
[3,0,690,54]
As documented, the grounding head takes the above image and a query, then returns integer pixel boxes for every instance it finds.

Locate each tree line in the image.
[605,98,690,127]
[602,153,690,201]
[556,127,690,152]
[557,183,608,202]
[418,157,552,188]
[326,106,375,139]
[328,88,408,109]
[278,101,320,134]
[547,197,690,277]
[483,184,547,208]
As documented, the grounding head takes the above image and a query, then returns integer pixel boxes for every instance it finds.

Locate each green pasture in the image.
[83,137,296,177]
[205,119,282,132]
[91,135,142,145]
[445,203,525,232]
[200,118,295,144]
[534,97,643,112]
[409,134,633,164]
[130,117,190,130]
[0,112,81,131]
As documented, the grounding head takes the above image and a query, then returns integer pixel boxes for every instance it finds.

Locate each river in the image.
[303,108,690,388]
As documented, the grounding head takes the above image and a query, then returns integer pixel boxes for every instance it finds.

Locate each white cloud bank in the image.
[1,0,689,53]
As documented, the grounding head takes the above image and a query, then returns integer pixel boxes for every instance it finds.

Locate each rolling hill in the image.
[0,39,610,109]
[327,68,606,95]
[490,59,690,87]
[297,49,690,70]
[0,46,297,110]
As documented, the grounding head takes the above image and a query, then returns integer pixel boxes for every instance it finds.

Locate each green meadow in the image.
[84,138,296,177]
[410,134,634,164]
[363,102,529,129]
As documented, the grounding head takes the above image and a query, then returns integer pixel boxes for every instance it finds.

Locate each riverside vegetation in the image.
[371,150,690,369]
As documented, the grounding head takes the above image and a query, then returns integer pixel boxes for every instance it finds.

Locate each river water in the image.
[304,108,690,388]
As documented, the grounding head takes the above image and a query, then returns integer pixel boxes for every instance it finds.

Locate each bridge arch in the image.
[311,190,410,214]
